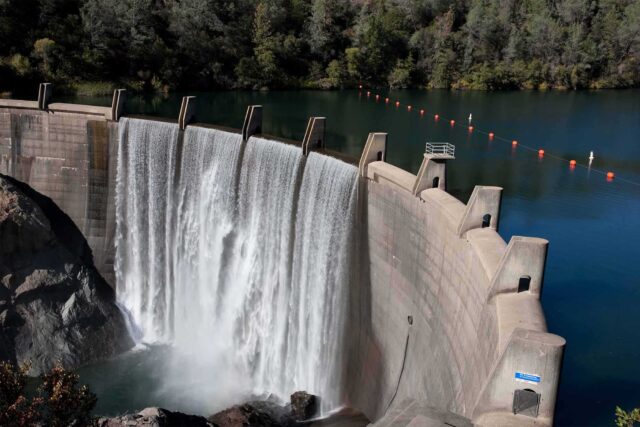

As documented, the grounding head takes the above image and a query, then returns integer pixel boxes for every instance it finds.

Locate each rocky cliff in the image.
[0,174,132,375]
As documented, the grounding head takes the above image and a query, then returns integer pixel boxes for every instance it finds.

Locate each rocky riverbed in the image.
[0,174,133,375]
[94,391,371,427]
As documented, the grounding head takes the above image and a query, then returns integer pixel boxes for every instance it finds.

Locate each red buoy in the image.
[359,84,363,89]
[570,160,577,166]
[385,97,389,104]
[375,94,380,100]
[538,149,545,156]
[468,125,474,132]
[489,132,495,140]
[395,101,400,107]
[607,171,615,180]
[434,114,440,121]
[420,109,425,115]
[512,140,518,146]
[450,119,455,126]
[407,105,412,111]
[366,91,370,97]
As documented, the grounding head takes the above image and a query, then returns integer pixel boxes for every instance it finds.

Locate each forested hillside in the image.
[1,0,639,93]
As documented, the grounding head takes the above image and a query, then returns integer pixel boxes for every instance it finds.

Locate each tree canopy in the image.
[1,0,638,93]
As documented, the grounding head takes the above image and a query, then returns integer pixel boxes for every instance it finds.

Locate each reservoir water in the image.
[65,89,640,426]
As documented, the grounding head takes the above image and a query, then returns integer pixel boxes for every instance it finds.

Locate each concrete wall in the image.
[0,105,119,284]
[0,94,564,426]
[347,136,564,426]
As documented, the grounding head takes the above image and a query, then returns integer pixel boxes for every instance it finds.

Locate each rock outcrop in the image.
[0,174,133,375]
[96,392,346,427]
[209,401,295,427]
[290,391,317,422]
[96,407,214,427]
[208,392,317,427]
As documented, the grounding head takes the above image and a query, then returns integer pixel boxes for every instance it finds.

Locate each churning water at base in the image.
[115,118,358,414]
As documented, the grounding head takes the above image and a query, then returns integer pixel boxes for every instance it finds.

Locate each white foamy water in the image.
[115,119,358,414]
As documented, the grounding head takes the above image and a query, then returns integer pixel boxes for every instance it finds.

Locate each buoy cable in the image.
[357,88,640,187]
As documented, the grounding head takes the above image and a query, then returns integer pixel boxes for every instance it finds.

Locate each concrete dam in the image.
[0,87,565,426]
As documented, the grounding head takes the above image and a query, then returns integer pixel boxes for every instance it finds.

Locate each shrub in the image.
[388,55,415,89]
[0,361,96,426]
[8,54,31,77]
[616,406,640,427]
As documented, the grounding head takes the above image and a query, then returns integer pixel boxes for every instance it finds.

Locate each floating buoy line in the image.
[357,87,640,186]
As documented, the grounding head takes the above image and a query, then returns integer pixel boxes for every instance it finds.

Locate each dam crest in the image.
[0,86,565,427]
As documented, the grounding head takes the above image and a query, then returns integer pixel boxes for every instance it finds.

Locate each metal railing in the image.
[425,142,455,157]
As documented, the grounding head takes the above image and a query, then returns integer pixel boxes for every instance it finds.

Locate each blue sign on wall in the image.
[515,372,541,384]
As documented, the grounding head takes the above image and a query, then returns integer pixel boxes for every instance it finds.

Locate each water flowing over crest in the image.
[115,118,358,414]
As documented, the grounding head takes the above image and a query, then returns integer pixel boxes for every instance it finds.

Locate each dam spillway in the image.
[0,91,565,426]
[115,118,357,412]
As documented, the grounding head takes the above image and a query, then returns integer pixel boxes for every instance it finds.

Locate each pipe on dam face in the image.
[0,84,565,426]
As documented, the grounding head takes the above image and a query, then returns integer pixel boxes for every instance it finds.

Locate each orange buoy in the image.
[570,160,577,166]
[607,171,615,179]
[395,101,400,107]
[512,140,518,146]
[489,132,495,139]
[420,109,425,115]
[434,114,440,120]
[385,97,389,103]
[450,119,455,126]
[407,105,412,111]
[468,125,474,132]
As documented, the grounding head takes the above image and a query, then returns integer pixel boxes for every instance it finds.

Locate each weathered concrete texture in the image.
[348,154,564,426]
[373,399,473,427]
[0,108,118,284]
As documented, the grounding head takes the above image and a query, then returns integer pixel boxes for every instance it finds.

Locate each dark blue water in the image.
[65,89,640,425]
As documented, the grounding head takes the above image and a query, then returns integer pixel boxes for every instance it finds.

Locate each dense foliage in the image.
[0,361,97,426]
[616,406,640,427]
[1,0,639,93]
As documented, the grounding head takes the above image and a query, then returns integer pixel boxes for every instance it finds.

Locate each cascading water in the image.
[115,118,180,343]
[115,118,358,414]
[289,152,358,411]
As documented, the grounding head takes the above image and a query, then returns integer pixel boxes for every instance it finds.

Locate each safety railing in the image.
[425,142,455,157]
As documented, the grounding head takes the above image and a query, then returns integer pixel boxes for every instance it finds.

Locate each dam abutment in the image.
[0,85,565,426]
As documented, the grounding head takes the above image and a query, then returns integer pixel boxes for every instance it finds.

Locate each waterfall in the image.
[115,118,180,343]
[115,118,358,414]
[289,152,358,412]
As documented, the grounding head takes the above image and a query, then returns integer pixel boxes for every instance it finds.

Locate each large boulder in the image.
[208,401,291,427]
[0,174,133,375]
[290,391,317,421]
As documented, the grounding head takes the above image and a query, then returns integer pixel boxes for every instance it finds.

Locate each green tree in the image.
[462,0,508,70]
[353,0,410,85]
[388,55,416,88]
[167,0,226,88]
[252,1,280,87]
[33,38,57,80]
[308,0,354,63]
